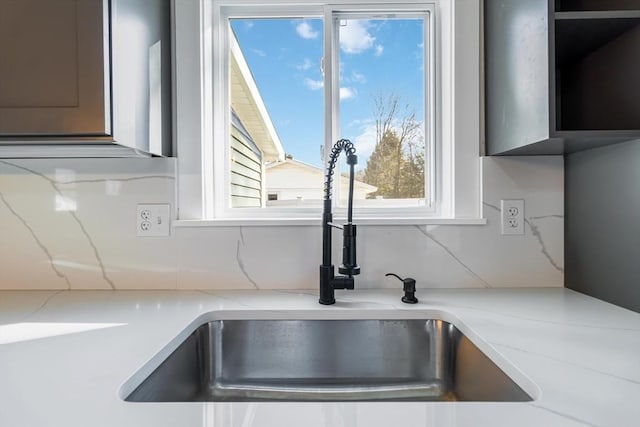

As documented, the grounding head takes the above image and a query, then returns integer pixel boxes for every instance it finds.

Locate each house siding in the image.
[230,111,262,207]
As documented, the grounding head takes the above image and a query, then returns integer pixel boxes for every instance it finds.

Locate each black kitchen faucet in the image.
[319,139,360,305]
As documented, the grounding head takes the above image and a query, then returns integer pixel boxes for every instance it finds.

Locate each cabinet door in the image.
[485,0,551,155]
[0,0,110,136]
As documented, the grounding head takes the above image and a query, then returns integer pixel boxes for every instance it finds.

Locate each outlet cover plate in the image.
[137,204,171,237]
[501,199,524,235]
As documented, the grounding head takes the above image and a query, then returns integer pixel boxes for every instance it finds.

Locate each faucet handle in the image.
[385,273,418,304]
[332,276,355,290]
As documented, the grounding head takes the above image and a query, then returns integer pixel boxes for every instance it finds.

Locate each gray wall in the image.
[566,139,640,312]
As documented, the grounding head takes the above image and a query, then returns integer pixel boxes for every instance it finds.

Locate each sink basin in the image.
[125,318,533,402]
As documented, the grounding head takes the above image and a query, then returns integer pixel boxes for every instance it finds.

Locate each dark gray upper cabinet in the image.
[0,0,110,136]
[0,0,172,156]
[485,0,640,155]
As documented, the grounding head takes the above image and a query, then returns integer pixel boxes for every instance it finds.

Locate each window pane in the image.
[229,18,324,208]
[337,16,427,208]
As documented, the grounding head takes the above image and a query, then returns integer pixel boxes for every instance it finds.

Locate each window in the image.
[175,0,482,223]
[213,3,434,218]
[334,13,432,210]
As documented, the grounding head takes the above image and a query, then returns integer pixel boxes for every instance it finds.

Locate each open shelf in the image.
[555,20,640,131]
[485,0,640,154]
[556,0,640,12]
[555,15,640,66]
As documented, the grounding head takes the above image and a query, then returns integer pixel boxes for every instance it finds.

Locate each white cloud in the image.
[250,48,266,57]
[296,21,319,39]
[374,44,384,56]
[351,71,366,83]
[353,122,378,162]
[340,87,356,100]
[296,58,313,71]
[339,20,375,54]
[304,78,324,90]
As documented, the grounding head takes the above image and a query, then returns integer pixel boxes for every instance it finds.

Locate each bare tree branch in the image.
[365,92,425,199]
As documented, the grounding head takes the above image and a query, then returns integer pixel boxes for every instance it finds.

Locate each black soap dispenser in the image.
[385,273,418,304]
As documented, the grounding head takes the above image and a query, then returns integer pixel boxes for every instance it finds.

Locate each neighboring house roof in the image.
[230,33,285,162]
[266,159,378,194]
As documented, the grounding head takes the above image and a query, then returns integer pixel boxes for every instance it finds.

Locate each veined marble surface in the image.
[0,158,178,290]
[0,156,563,290]
[0,288,637,427]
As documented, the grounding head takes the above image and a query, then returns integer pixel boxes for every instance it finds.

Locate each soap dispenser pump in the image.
[385,273,418,304]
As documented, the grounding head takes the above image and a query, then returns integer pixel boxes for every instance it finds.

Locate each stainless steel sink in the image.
[125,319,532,402]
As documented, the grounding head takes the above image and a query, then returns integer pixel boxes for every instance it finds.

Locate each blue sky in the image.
[231,17,425,169]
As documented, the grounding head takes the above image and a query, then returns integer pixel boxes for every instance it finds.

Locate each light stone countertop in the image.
[0,288,638,427]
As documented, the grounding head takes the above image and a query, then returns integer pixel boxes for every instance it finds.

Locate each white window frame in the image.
[326,6,436,217]
[173,0,483,225]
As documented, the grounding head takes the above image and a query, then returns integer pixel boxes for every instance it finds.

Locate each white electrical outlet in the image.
[137,204,171,237]
[501,199,524,235]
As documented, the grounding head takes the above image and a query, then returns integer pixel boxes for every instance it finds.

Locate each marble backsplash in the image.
[0,156,563,290]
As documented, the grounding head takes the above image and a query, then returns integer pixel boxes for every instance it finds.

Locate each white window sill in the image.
[173,217,487,227]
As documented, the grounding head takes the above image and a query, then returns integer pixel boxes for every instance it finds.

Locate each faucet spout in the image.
[319,139,360,305]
